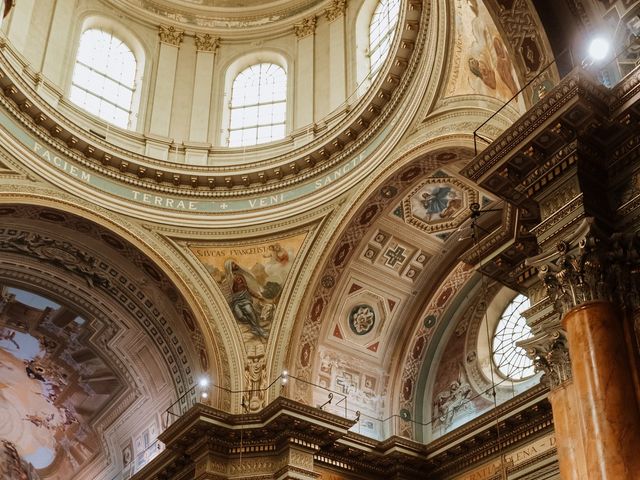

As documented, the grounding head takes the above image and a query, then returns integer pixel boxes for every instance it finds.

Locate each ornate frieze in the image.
[294,16,317,38]
[195,33,220,52]
[324,0,347,21]
[158,25,184,46]
[0,231,111,288]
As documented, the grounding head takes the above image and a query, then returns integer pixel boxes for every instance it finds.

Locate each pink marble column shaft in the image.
[563,301,640,479]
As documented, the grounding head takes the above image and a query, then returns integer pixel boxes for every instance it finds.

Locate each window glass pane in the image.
[492,294,535,381]
[70,29,137,129]
[368,0,401,78]
[227,63,287,147]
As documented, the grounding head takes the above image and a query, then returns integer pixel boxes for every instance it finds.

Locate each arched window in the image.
[70,29,137,129]
[227,63,287,147]
[492,294,535,381]
[368,0,401,77]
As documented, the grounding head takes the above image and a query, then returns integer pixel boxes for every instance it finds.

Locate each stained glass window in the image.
[70,29,137,128]
[492,294,535,381]
[227,63,287,147]
[369,0,401,77]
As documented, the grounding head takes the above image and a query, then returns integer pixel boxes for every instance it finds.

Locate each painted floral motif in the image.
[349,305,375,335]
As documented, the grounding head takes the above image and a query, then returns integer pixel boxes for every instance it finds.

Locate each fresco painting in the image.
[447,0,521,101]
[410,183,464,224]
[0,287,121,479]
[191,232,307,344]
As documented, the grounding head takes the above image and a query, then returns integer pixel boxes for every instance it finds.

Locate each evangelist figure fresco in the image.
[191,232,307,343]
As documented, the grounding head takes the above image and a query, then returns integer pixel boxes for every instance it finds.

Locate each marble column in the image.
[528,228,640,479]
[563,301,640,478]
[547,381,587,479]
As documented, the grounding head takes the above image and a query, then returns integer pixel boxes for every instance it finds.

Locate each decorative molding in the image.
[294,16,317,38]
[324,0,347,21]
[158,25,184,46]
[195,33,220,53]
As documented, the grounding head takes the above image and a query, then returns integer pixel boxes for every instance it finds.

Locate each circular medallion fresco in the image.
[348,304,375,335]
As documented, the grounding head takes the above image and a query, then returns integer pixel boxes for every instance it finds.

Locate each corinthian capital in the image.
[528,218,640,316]
[325,0,347,21]
[195,33,220,53]
[159,25,184,46]
[520,330,571,390]
[294,16,317,38]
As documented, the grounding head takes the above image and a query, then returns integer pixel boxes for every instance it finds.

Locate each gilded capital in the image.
[195,33,220,53]
[324,0,347,21]
[294,16,317,38]
[159,25,184,46]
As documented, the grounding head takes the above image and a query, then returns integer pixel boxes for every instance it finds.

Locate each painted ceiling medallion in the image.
[348,304,376,335]
[402,178,479,234]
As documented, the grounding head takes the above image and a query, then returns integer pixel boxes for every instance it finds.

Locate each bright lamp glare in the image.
[201,392,208,399]
[198,378,209,388]
[588,38,610,61]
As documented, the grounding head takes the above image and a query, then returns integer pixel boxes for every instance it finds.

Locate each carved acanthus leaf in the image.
[159,25,184,46]
[294,16,316,38]
[520,330,571,390]
[529,218,640,316]
[195,33,220,52]
[324,0,347,21]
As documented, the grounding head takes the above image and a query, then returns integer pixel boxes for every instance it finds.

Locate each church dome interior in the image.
[0,0,640,478]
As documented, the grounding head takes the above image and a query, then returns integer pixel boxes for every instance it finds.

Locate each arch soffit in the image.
[288,136,478,392]
[0,191,230,392]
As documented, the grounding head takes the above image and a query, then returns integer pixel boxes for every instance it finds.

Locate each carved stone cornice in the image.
[324,0,347,21]
[158,25,184,46]
[294,16,317,38]
[194,33,220,53]
[520,330,572,390]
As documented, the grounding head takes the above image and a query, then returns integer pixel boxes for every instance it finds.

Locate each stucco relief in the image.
[316,346,387,438]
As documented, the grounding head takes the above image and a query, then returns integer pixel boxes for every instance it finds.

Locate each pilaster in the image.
[294,16,316,129]
[148,25,184,140]
[189,34,219,144]
[325,0,347,111]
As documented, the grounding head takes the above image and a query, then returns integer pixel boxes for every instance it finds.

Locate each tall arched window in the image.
[70,29,137,129]
[368,0,401,77]
[227,63,287,147]
[492,294,535,381]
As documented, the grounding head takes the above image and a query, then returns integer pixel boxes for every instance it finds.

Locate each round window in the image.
[492,294,535,381]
